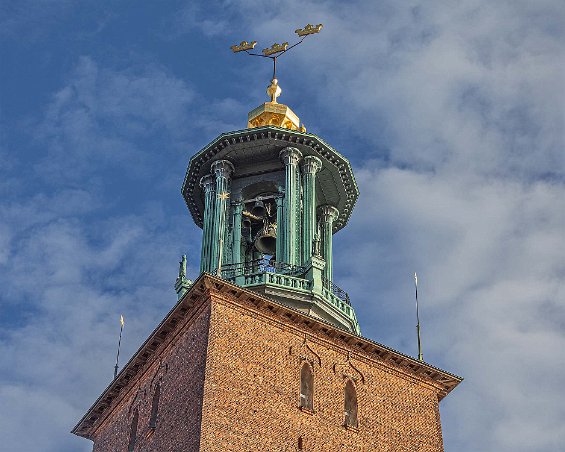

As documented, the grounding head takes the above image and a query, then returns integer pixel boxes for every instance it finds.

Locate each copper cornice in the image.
[181,126,359,234]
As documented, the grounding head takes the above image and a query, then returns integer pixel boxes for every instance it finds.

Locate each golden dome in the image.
[247,79,306,132]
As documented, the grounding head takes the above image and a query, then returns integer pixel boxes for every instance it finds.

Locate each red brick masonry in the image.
[73,274,462,451]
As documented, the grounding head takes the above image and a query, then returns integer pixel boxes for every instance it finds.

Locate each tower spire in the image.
[230,24,323,131]
[415,272,423,362]
[180,23,361,334]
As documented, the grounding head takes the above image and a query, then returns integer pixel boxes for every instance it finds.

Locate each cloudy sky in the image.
[1,1,563,450]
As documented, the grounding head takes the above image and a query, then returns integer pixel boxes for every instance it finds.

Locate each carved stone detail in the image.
[318,204,339,222]
[199,174,215,191]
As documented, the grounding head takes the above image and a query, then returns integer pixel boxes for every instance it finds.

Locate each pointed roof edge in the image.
[72,273,462,438]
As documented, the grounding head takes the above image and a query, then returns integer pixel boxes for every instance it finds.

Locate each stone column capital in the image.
[279,147,303,166]
[200,174,216,191]
[211,159,235,179]
[318,205,339,222]
[302,155,323,174]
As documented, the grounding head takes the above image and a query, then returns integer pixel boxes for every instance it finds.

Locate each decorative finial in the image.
[113,314,125,379]
[175,255,192,300]
[414,272,424,362]
[179,255,187,279]
[262,42,289,56]
[231,40,257,53]
[267,79,282,103]
[231,24,323,130]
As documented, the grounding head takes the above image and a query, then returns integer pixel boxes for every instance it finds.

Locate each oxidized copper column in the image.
[199,174,216,273]
[301,155,322,265]
[232,201,243,268]
[210,160,235,274]
[275,193,285,263]
[280,147,303,265]
[318,205,339,280]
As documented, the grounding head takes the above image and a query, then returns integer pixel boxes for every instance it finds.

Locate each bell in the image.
[251,200,266,217]
[242,217,252,229]
[254,222,277,255]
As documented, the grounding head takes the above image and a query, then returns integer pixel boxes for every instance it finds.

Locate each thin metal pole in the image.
[114,317,124,379]
[415,273,423,361]
[273,57,277,80]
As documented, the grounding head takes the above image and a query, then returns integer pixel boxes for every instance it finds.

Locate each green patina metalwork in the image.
[302,155,322,266]
[181,125,361,334]
[199,175,215,273]
[218,258,360,335]
[181,126,359,232]
[175,255,193,300]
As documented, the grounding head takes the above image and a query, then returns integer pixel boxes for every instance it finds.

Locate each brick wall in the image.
[199,292,444,451]
[88,286,446,451]
[91,301,210,452]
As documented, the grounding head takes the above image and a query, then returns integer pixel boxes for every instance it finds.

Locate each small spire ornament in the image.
[267,78,282,103]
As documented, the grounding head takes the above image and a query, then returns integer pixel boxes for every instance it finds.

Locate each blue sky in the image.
[1,1,564,451]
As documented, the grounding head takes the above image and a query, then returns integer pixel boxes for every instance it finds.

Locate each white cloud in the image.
[0,385,90,452]
[34,56,194,183]
[0,53,203,451]
[0,0,75,41]
[0,198,198,450]
[161,3,232,39]
[336,166,565,450]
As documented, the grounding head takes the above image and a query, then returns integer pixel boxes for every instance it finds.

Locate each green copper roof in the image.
[181,125,359,234]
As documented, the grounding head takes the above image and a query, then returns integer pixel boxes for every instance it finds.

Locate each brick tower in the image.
[72,34,462,451]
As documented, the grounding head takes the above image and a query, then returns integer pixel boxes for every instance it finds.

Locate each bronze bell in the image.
[251,200,266,218]
[254,222,277,255]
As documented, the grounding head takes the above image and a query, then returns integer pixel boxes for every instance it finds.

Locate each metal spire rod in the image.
[114,315,124,379]
[414,273,423,362]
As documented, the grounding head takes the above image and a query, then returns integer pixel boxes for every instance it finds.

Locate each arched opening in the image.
[344,379,358,428]
[128,408,139,452]
[299,362,314,411]
[149,382,161,429]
